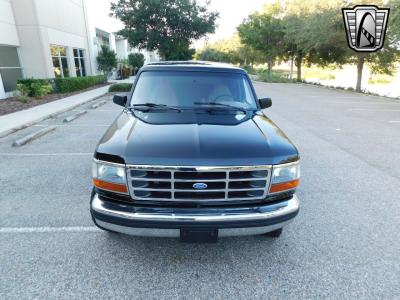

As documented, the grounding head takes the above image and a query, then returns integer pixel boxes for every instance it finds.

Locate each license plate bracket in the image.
[180,228,218,243]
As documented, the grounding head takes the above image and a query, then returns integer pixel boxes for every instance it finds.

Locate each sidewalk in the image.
[108,76,135,84]
[0,85,110,137]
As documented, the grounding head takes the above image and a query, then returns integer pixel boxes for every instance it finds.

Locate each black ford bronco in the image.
[91,62,300,242]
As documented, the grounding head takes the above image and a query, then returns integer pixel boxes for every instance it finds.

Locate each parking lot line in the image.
[72,109,121,112]
[33,124,110,127]
[0,226,98,233]
[0,152,92,156]
[333,101,399,105]
[307,95,361,98]
[348,108,400,111]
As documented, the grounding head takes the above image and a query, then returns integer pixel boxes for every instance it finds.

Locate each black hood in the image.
[95,110,299,166]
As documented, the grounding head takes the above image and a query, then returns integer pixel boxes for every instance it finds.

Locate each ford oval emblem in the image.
[193,183,208,189]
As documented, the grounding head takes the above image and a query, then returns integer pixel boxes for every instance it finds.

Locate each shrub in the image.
[18,78,51,87]
[242,65,255,74]
[16,83,30,103]
[54,75,106,93]
[108,83,132,92]
[256,69,295,83]
[17,78,53,97]
[30,82,52,97]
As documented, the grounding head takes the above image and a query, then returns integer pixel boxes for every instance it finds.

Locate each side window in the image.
[242,77,255,106]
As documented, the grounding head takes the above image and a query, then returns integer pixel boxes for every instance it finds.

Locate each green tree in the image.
[230,45,265,66]
[276,0,341,81]
[249,0,399,90]
[300,1,399,91]
[162,42,196,60]
[110,0,218,60]
[238,13,284,81]
[128,53,145,73]
[281,15,308,81]
[96,45,117,76]
[195,34,264,66]
[388,0,400,44]
[196,48,231,62]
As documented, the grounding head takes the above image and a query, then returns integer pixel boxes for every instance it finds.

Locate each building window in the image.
[95,28,110,49]
[51,45,69,78]
[0,46,23,92]
[73,49,86,77]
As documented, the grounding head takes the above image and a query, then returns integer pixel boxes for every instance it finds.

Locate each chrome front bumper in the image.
[91,193,299,237]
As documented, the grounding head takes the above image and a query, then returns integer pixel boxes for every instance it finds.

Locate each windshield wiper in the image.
[194,102,247,113]
[127,103,181,112]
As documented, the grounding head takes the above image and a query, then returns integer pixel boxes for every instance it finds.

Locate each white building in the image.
[0,0,159,99]
[116,36,160,63]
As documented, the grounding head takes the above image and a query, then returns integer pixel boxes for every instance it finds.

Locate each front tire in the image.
[264,228,282,238]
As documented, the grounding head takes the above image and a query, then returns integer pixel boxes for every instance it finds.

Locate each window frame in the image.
[51,45,69,78]
[73,48,86,77]
[0,46,24,92]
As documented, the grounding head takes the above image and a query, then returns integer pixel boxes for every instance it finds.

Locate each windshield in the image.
[130,71,257,110]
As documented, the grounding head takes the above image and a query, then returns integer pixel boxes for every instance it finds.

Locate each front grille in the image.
[126,165,272,202]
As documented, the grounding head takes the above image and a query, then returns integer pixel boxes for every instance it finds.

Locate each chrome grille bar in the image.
[126,165,272,202]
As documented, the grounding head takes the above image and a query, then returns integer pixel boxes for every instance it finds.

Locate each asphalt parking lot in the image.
[1,82,399,299]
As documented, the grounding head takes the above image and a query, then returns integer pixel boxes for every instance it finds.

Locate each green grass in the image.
[255,69,295,83]
[250,65,396,85]
[301,68,335,80]
[368,74,394,84]
[253,66,336,83]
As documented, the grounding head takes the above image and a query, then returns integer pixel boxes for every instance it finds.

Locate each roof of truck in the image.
[140,61,246,73]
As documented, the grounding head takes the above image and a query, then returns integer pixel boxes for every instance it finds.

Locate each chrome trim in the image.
[125,164,273,171]
[126,165,272,202]
[91,193,299,223]
[272,161,300,168]
[93,158,125,168]
[95,220,293,237]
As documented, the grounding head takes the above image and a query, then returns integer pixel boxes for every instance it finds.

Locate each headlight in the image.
[269,162,300,193]
[92,160,128,194]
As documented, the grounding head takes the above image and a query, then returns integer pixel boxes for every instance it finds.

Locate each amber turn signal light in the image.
[269,179,300,193]
[93,178,128,194]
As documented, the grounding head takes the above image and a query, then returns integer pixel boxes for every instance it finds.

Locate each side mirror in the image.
[113,94,127,107]
[259,97,272,109]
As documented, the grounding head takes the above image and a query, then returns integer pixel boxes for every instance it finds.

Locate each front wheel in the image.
[264,228,282,238]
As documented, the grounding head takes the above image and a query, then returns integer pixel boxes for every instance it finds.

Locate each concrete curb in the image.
[91,100,107,109]
[12,126,56,147]
[0,85,110,138]
[63,110,87,123]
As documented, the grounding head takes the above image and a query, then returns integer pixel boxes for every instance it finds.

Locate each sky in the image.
[195,0,267,47]
[86,0,266,48]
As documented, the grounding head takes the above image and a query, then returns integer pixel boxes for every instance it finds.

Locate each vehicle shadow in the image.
[101,231,290,264]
